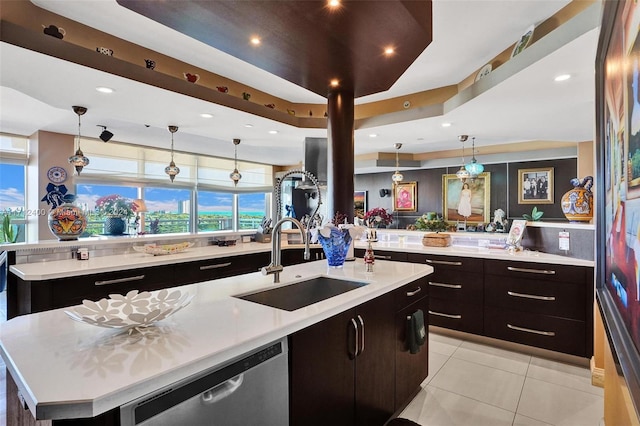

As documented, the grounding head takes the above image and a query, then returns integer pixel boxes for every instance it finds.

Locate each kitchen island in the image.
[0,258,433,423]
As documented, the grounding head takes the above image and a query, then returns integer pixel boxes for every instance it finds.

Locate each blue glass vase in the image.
[317,228,352,268]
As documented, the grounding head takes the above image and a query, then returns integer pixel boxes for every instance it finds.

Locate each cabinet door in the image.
[177,252,270,285]
[395,296,429,411]
[289,309,356,426]
[355,292,396,426]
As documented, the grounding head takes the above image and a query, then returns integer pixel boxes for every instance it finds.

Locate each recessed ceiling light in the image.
[328,0,340,8]
[250,36,261,45]
[330,79,340,87]
[244,124,253,128]
[369,133,377,138]
[441,122,452,127]
[95,86,114,93]
[269,130,278,134]
[554,74,571,82]
[384,47,395,55]
[200,113,214,118]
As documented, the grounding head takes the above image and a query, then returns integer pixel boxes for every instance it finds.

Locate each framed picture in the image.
[392,181,417,212]
[518,167,554,204]
[354,190,367,218]
[442,173,491,223]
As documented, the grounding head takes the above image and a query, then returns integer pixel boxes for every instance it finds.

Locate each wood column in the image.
[327,89,355,222]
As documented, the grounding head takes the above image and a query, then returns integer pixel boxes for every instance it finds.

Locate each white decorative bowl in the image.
[132,242,194,256]
[64,289,193,331]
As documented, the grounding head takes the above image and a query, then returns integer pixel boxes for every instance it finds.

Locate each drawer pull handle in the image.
[406,287,422,297]
[425,259,462,266]
[507,266,556,275]
[429,281,462,289]
[507,291,556,301]
[428,310,462,319]
[507,324,555,336]
[375,255,392,260]
[95,275,145,286]
[200,262,232,271]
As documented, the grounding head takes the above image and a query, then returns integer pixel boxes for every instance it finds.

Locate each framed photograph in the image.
[518,167,554,204]
[392,181,417,212]
[442,173,491,223]
[354,190,367,218]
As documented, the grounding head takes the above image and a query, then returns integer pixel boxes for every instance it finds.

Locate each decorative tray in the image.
[64,289,193,332]
[132,241,194,255]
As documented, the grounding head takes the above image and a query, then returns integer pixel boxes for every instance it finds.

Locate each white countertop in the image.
[0,259,433,420]
[353,241,595,267]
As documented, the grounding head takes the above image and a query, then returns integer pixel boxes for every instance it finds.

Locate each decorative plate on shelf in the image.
[47,166,67,183]
[511,25,535,58]
[132,242,194,256]
[475,63,492,82]
[63,289,193,332]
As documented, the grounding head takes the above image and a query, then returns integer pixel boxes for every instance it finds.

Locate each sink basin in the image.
[234,277,368,311]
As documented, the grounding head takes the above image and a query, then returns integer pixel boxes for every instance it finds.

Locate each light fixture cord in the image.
[171,133,175,161]
[234,143,238,168]
[471,137,476,162]
[77,112,82,150]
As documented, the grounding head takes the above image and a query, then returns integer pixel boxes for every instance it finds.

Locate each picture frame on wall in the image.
[354,190,367,219]
[392,181,417,212]
[442,173,491,223]
[518,167,554,204]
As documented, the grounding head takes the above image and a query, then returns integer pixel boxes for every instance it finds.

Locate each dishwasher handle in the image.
[201,374,244,405]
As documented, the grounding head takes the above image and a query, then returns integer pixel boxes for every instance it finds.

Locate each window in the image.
[238,193,268,230]
[144,187,192,234]
[75,183,138,236]
[197,191,233,232]
[1,134,28,242]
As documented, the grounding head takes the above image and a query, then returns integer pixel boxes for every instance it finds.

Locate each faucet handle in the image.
[261,264,284,276]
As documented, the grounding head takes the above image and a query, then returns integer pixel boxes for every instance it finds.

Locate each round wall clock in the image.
[47,166,67,183]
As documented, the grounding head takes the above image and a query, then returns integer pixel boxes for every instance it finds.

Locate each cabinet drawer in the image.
[427,270,482,304]
[179,252,269,284]
[428,297,483,335]
[485,274,586,320]
[484,260,590,284]
[355,248,407,262]
[408,253,483,272]
[484,307,587,357]
[394,278,428,311]
[50,265,175,309]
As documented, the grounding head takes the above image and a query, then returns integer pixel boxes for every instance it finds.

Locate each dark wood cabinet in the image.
[407,253,483,334]
[484,260,593,357]
[9,252,271,318]
[289,289,397,426]
[354,248,407,262]
[281,247,325,266]
[177,252,270,284]
[394,279,429,411]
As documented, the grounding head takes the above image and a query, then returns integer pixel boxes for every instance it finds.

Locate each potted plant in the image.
[414,212,448,232]
[363,207,393,228]
[2,213,20,243]
[94,194,135,235]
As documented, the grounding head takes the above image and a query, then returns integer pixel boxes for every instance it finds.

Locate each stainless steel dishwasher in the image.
[120,338,288,426]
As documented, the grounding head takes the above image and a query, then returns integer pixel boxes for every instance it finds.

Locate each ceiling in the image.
[0,0,600,173]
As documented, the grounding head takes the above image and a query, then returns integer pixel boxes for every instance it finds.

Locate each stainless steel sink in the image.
[234,277,368,311]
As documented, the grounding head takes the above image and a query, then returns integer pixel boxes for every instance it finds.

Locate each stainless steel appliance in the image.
[120,338,288,426]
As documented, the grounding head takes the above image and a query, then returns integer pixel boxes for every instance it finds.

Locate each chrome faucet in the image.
[261,217,306,283]
[262,170,322,283]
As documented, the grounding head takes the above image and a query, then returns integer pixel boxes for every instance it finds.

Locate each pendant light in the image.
[465,137,484,177]
[68,106,90,175]
[229,138,242,186]
[164,125,180,182]
[391,143,403,183]
[455,135,470,181]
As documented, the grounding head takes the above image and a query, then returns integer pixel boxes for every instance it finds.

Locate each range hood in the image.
[297,137,327,189]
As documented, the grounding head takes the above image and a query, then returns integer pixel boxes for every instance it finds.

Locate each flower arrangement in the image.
[94,194,136,219]
[414,212,449,232]
[363,207,393,228]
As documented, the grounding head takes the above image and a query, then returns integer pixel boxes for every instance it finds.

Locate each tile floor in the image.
[0,290,604,426]
[399,331,605,426]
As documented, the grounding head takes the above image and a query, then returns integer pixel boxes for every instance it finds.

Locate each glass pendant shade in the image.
[68,106,90,175]
[456,166,471,181]
[465,160,484,176]
[165,126,180,182]
[391,142,403,183]
[465,137,484,177]
[230,138,242,186]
